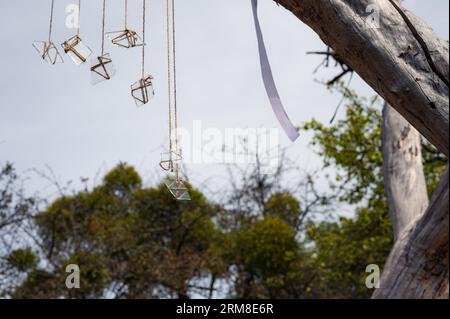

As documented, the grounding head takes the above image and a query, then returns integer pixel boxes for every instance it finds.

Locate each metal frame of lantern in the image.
[107,29,142,49]
[33,41,64,65]
[159,150,182,172]
[106,0,143,49]
[61,0,92,65]
[91,53,116,84]
[62,35,92,64]
[164,177,191,201]
[160,0,190,201]
[131,75,154,107]
[130,0,154,107]
[33,0,64,65]
[90,0,116,85]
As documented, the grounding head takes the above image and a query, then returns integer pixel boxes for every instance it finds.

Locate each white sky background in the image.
[0,0,449,200]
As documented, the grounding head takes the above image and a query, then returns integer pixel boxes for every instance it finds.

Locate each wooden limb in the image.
[373,166,449,298]
[275,0,449,156]
[382,103,429,240]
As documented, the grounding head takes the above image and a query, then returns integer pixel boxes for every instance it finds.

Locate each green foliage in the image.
[232,217,298,278]
[63,251,110,298]
[2,88,446,299]
[11,164,222,299]
[300,88,446,298]
[227,217,304,298]
[103,162,142,197]
[422,142,448,195]
[11,270,61,299]
[264,193,300,228]
[6,248,38,272]
[302,92,384,205]
[306,206,393,298]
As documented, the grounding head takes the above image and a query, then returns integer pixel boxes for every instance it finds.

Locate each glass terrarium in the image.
[159,151,182,172]
[33,41,64,65]
[164,178,191,201]
[106,29,143,49]
[90,53,116,85]
[131,75,155,107]
[61,35,92,65]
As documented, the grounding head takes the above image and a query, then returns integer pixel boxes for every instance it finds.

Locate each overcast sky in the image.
[0,0,448,198]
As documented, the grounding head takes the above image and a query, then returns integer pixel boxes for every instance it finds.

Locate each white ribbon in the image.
[251,0,300,142]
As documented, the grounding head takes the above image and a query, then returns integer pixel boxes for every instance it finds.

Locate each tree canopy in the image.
[1,90,446,299]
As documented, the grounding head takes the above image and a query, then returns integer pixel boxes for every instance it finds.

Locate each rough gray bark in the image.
[275,0,449,156]
[382,103,429,240]
[373,166,449,298]
[273,0,449,298]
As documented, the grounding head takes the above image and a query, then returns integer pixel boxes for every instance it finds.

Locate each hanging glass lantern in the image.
[131,75,155,107]
[159,151,182,172]
[62,35,92,65]
[130,0,154,107]
[107,29,143,49]
[90,0,116,85]
[106,0,143,49]
[91,54,116,85]
[61,0,92,65]
[33,41,63,65]
[33,0,63,65]
[160,0,190,201]
[164,178,191,201]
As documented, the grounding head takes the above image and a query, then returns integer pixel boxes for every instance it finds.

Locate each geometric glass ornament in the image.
[106,29,143,49]
[32,41,64,65]
[33,0,62,66]
[131,75,155,107]
[159,151,182,172]
[107,0,142,49]
[164,177,191,201]
[90,0,113,86]
[159,0,189,202]
[90,53,116,85]
[61,35,92,65]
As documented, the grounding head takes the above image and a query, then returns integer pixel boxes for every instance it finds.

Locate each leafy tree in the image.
[7,164,223,299]
[1,89,446,299]
[229,217,300,298]
[299,88,447,298]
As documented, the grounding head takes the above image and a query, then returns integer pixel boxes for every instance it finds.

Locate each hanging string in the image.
[166,0,173,164]
[171,0,181,179]
[77,0,81,36]
[101,0,106,56]
[141,0,146,78]
[124,0,128,29]
[165,0,181,178]
[48,0,55,42]
[171,0,180,177]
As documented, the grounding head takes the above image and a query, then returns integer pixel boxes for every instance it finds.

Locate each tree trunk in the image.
[382,103,429,240]
[275,0,449,156]
[272,0,449,298]
[373,166,449,298]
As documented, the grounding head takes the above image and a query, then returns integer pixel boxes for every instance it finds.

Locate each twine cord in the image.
[48,0,55,42]
[141,0,146,78]
[172,0,179,178]
[166,0,173,163]
[166,0,180,179]
[101,0,106,56]
[125,0,128,29]
[77,0,81,36]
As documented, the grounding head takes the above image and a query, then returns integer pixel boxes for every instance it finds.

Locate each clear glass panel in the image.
[90,53,116,85]
[61,36,92,65]
[164,178,191,201]
[106,29,143,49]
[33,41,64,65]
[131,75,155,107]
